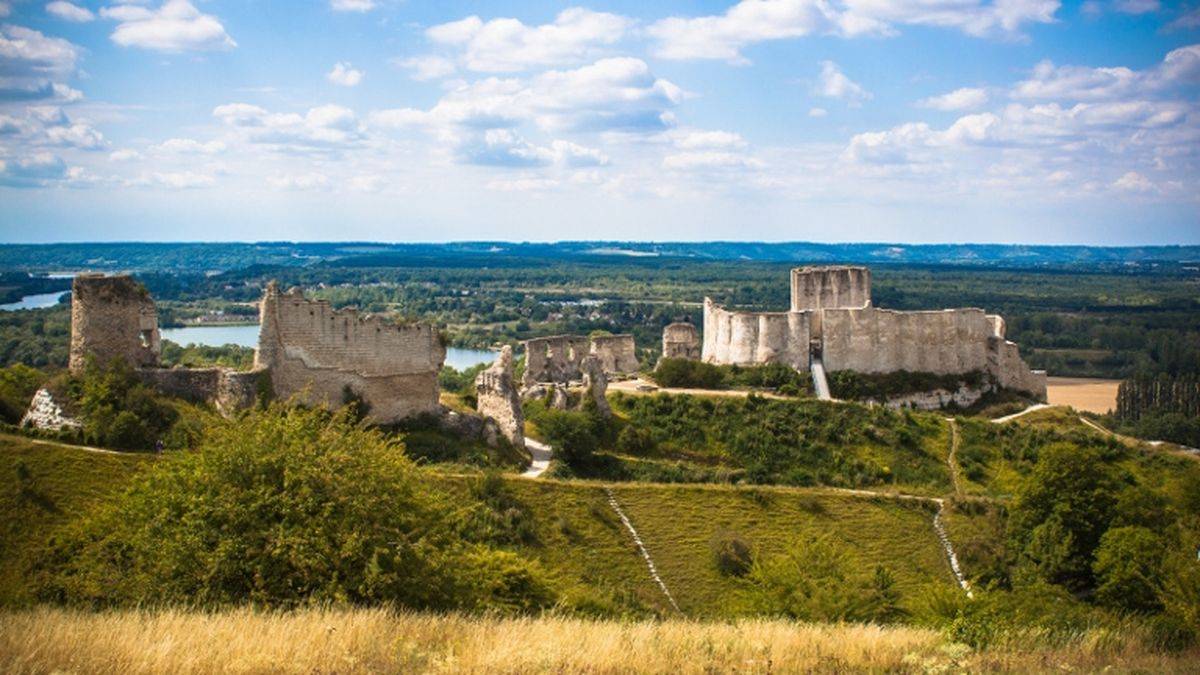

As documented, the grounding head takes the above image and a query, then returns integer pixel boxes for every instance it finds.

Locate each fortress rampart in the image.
[256,283,445,424]
[702,265,1046,400]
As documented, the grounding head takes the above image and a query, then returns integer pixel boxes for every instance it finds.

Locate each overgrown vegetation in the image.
[652,358,811,395]
[30,404,554,612]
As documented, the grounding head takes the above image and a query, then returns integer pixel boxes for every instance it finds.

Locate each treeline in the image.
[1117,375,1200,420]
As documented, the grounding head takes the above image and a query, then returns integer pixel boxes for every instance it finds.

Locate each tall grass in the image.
[1,607,1195,674]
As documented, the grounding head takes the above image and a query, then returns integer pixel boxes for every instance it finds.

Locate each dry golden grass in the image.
[2,607,1196,674]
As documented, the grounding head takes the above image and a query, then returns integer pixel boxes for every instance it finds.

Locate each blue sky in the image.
[0,0,1197,244]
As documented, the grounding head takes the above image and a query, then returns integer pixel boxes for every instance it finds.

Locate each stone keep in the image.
[69,274,160,373]
[475,345,525,447]
[255,282,446,424]
[662,322,701,360]
[702,265,1046,400]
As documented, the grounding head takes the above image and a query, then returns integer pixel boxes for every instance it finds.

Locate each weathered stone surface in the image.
[874,383,992,411]
[255,283,445,424]
[475,345,525,448]
[580,354,611,417]
[137,367,266,415]
[703,265,1046,401]
[21,388,82,431]
[589,334,639,375]
[662,322,700,361]
[702,299,811,370]
[69,274,160,374]
[522,335,591,387]
[790,266,871,312]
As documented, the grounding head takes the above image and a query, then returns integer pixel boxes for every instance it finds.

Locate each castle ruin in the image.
[661,322,700,361]
[703,266,1046,400]
[69,274,160,373]
[521,333,639,388]
[255,282,445,424]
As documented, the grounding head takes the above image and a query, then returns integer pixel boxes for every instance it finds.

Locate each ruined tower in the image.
[68,274,160,374]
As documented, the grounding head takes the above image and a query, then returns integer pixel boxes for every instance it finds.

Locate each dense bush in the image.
[651,359,811,395]
[46,360,182,450]
[0,364,43,423]
[529,406,602,467]
[710,530,754,577]
[742,534,903,623]
[651,359,726,389]
[31,404,554,611]
[828,369,987,401]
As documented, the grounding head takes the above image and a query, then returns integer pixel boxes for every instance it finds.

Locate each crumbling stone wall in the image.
[69,274,160,374]
[521,335,592,387]
[255,283,445,424]
[590,334,639,375]
[790,266,871,312]
[662,322,700,360]
[702,299,811,370]
[137,367,266,415]
[475,345,524,447]
[987,336,1047,400]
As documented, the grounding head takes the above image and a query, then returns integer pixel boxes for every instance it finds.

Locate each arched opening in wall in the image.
[140,329,153,349]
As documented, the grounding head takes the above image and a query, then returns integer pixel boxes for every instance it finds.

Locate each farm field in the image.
[1045,376,1120,414]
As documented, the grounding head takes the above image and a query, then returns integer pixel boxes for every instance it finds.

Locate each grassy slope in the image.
[0,434,151,605]
[1,434,960,617]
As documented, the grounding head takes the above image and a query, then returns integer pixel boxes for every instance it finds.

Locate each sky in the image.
[0,0,1197,244]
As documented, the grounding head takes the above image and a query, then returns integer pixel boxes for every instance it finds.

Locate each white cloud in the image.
[151,138,225,154]
[816,61,871,105]
[394,55,456,81]
[1,107,106,150]
[427,8,630,72]
[109,148,142,161]
[213,102,365,153]
[1112,170,1154,192]
[145,171,216,189]
[663,151,764,170]
[1013,44,1200,101]
[327,62,364,87]
[46,1,95,22]
[331,0,375,11]
[0,23,80,76]
[1168,7,1200,29]
[808,106,828,117]
[648,0,1060,62]
[486,175,560,192]
[0,152,67,186]
[372,57,684,135]
[671,129,747,149]
[103,0,236,52]
[918,87,989,110]
[267,172,330,190]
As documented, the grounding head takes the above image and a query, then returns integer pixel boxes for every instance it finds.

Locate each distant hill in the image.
[1,241,1197,274]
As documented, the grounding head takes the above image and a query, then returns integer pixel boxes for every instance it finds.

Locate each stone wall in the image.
[820,307,991,375]
[21,388,82,431]
[701,299,811,370]
[255,283,445,424]
[987,336,1047,400]
[137,367,266,415]
[662,322,700,360]
[69,274,160,374]
[790,266,871,312]
[522,335,592,387]
[589,334,639,375]
[475,346,524,447]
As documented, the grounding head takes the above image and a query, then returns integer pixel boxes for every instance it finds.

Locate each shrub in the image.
[652,358,726,389]
[0,363,43,423]
[1093,526,1167,614]
[531,407,600,467]
[615,425,655,455]
[741,534,904,623]
[30,403,554,611]
[710,530,754,577]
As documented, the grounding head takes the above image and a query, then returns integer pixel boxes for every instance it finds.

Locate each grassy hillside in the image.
[1,433,959,617]
[0,435,151,605]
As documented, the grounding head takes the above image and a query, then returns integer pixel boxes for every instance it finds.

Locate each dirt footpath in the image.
[1045,377,1120,414]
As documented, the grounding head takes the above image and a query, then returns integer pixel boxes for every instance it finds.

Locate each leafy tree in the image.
[0,363,43,423]
[31,403,554,611]
[1008,443,1121,592]
[532,408,600,467]
[1093,526,1167,614]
